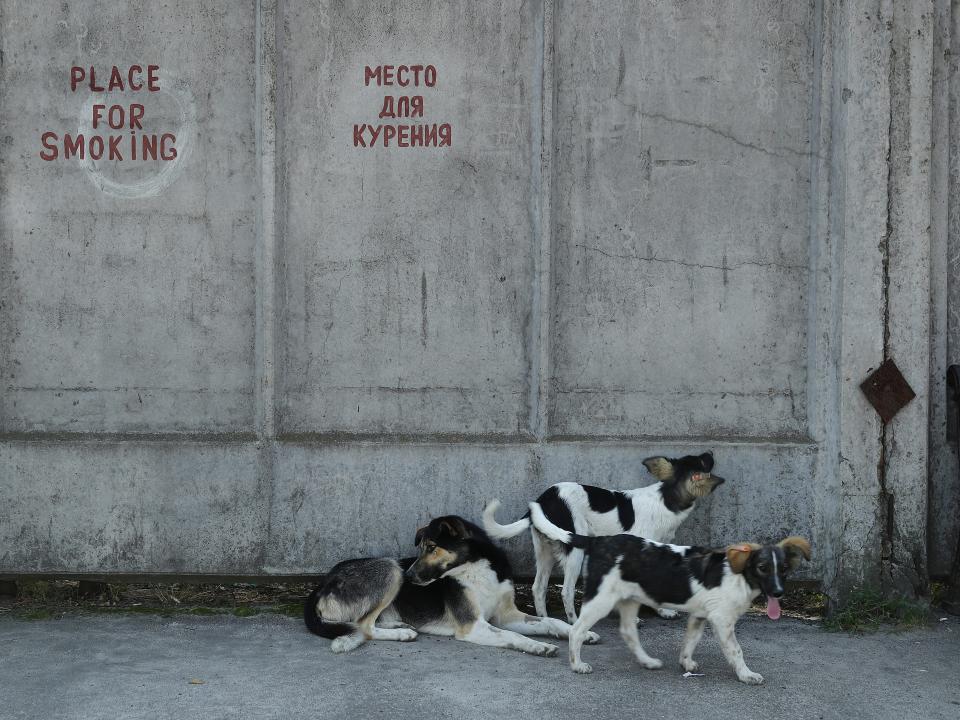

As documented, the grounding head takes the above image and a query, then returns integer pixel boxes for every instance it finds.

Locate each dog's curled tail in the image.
[482,499,531,539]
[528,503,592,550]
[303,586,355,639]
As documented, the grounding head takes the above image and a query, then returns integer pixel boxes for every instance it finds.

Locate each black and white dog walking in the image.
[483,452,725,622]
[304,515,598,654]
[528,503,811,683]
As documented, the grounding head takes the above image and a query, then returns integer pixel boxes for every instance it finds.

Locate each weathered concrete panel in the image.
[0,1,258,433]
[550,0,814,439]
[930,0,960,577]
[276,0,538,436]
[0,441,266,573]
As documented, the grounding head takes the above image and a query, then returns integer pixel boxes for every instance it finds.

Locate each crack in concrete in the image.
[639,111,820,161]
[575,244,807,273]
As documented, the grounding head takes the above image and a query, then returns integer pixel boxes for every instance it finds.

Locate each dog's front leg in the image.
[709,616,763,685]
[458,619,558,656]
[567,593,617,673]
[495,605,600,644]
[679,615,706,671]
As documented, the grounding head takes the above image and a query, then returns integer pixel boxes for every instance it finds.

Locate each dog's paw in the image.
[738,671,764,685]
[656,608,679,619]
[330,634,363,653]
[680,658,699,672]
[396,628,418,642]
[535,643,559,657]
[571,660,593,674]
[640,657,663,670]
[584,631,601,645]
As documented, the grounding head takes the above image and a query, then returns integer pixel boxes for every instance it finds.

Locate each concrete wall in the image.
[930,0,960,578]
[0,1,943,600]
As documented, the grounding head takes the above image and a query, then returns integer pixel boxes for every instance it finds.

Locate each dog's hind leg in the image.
[375,620,415,630]
[709,615,763,685]
[561,547,585,623]
[617,601,662,669]
[369,626,418,641]
[334,564,408,652]
[530,529,555,618]
[329,631,366,653]
[567,592,617,674]
[679,615,706,671]
[372,608,415,631]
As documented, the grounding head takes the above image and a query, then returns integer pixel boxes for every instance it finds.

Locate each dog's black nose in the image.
[771,588,784,598]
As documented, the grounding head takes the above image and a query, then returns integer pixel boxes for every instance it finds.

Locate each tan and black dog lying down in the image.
[529,503,811,683]
[304,515,599,654]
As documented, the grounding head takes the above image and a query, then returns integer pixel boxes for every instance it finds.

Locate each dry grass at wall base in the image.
[822,586,935,632]
[0,579,308,620]
[6,579,942,631]
[2,578,829,624]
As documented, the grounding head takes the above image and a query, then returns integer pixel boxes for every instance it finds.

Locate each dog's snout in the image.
[712,475,726,485]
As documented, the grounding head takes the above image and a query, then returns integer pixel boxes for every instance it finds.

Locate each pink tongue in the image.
[766,597,781,620]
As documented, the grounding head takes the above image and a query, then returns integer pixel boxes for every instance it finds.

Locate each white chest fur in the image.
[444,559,510,620]
[628,484,692,542]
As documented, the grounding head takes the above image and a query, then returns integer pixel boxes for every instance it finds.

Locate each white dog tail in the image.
[482,499,531,539]
[529,503,592,550]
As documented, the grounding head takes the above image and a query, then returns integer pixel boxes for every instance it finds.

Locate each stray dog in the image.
[529,503,810,683]
[483,452,724,622]
[303,515,598,654]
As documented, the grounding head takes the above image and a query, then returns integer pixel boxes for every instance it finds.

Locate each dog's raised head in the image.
[643,452,725,505]
[726,536,811,619]
[405,515,485,586]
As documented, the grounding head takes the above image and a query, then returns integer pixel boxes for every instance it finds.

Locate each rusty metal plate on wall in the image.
[860,359,916,423]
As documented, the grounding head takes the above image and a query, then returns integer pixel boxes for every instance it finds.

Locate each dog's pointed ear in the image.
[699,452,714,472]
[438,517,467,539]
[643,456,674,481]
[414,526,427,546]
[778,537,811,569]
[726,543,755,574]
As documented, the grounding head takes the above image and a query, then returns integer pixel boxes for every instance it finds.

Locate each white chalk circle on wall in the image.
[76,69,196,199]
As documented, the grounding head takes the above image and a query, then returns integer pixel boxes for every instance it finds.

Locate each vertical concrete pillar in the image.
[882,0,934,597]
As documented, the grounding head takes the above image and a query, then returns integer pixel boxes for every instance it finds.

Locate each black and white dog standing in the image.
[483,453,725,622]
[529,503,811,683]
[303,515,598,654]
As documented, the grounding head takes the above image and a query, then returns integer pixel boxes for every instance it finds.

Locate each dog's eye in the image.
[756,563,769,574]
